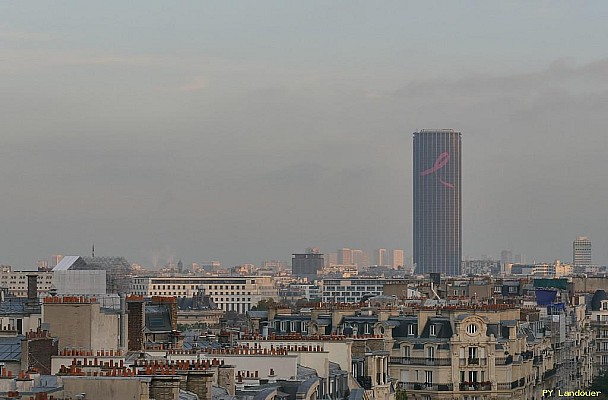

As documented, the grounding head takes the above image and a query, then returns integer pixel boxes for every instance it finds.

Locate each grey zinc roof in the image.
[296,364,318,379]
[247,311,269,319]
[0,335,24,361]
[0,297,32,315]
[52,256,83,271]
[349,389,365,400]
[179,390,199,400]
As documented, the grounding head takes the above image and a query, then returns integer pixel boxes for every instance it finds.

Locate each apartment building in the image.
[388,306,556,400]
[321,278,385,303]
[130,276,278,313]
[0,267,53,297]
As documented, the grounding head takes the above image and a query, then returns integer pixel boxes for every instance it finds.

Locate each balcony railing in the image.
[459,357,487,366]
[458,382,492,391]
[397,382,453,391]
[390,357,452,366]
[495,356,513,365]
[496,379,525,390]
[543,368,557,379]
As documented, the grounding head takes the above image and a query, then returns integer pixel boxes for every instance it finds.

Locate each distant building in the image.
[321,278,385,303]
[0,267,53,297]
[374,249,388,267]
[461,259,499,275]
[53,255,133,294]
[352,249,370,269]
[326,252,338,267]
[130,276,277,314]
[573,236,592,272]
[198,261,221,272]
[262,260,287,272]
[392,249,404,269]
[500,250,512,273]
[50,255,63,268]
[292,251,324,278]
[413,129,462,276]
[337,248,352,265]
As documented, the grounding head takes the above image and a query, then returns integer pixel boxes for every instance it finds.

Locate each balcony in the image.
[459,382,492,391]
[543,368,557,379]
[397,382,453,391]
[459,357,487,367]
[496,378,525,390]
[495,356,513,365]
[390,357,452,366]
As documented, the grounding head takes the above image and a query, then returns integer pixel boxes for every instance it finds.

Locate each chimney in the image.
[217,365,236,395]
[127,296,145,351]
[119,294,127,351]
[149,375,181,400]
[27,274,38,302]
[185,371,214,400]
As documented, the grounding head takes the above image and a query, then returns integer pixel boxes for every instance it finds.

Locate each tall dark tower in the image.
[413,129,461,276]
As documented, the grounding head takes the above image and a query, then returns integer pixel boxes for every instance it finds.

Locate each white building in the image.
[321,278,384,303]
[52,269,107,295]
[130,276,277,313]
[0,267,53,297]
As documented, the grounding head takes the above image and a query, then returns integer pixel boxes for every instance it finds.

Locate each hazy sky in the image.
[2,2,608,268]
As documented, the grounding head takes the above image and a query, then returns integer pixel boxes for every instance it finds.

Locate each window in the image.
[468,371,478,383]
[301,322,307,333]
[424,371,433,385]
[408,324,415,336]
[280,321,286,332]
[426,346,435,360]
[403,346,410,359]
[430,324,436,336]
[291,321,298,332]
[364,324,371,334]
[466,324,478,335]
[469,347,478,360]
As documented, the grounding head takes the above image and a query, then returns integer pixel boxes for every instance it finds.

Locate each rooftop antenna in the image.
[92,243,95,258]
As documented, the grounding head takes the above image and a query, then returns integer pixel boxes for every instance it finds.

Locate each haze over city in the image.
[2,2,608,268]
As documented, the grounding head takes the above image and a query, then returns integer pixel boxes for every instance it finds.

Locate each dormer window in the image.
[408,324,415,336]
[291,321,298,332]
[466,323,478,335]
[430,324,436,336]
[364,324,371,334]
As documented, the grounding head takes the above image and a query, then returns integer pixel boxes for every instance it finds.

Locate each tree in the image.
[250,298,277,311]
[589,370,608,399]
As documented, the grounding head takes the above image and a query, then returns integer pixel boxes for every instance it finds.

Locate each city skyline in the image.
[2,2,608,268]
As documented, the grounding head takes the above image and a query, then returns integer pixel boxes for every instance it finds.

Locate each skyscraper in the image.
[337,248,353,265]
[413,129,461,276]
[374,248,388,266]
[351,249,370,269]
[292,249,324,278]
[573,236,592,271]
[392,249,404,269]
